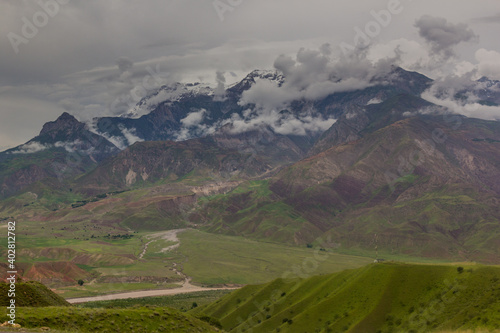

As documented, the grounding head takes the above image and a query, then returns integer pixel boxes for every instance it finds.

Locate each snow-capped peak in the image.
[228,69,285,92]
[121,70,286,119]
[122,82,214,119]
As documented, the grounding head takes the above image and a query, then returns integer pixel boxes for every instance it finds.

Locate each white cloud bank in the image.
[10,142,50,154]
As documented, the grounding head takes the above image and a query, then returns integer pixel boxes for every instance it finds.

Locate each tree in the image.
[78,279,84,286]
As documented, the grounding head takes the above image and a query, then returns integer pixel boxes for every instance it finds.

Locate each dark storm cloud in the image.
[1,0,500,150]
[415,15,478,59]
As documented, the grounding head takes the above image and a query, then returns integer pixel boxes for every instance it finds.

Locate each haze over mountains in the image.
[4,3,500,332]
[1,64,500,262]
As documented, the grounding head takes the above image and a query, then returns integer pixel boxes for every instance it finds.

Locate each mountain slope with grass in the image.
[2,306,223,332]
[192,111,500,262]
[196,263,500,333]
[1,67,500,290]
[0,280,70,307]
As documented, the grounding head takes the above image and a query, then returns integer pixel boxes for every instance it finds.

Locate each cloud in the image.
[241,44,397,109]
[175,109,217,141]
[453,61,477,77]
[180,109,207,127]
[116,57,134,73]
[8,140,100,155]
[234,44,400,136]
[214,71,227,101]
[475,48,500,80]
[10,141,50,154]
[239,79,297,110]
[402,105,449,118]
[1,1,500,149]
[421,73,500,121]
[472,13,500,24]
[415,15,478,59]
[54,140,80,153]
[225,110,336,136]
[422,91,500,120]
[275,114,336,136]
[427,73,477,99]
[367,39,432,73]
[120,126,144,146]
[53,140,97,155]
[93,125,144,150]
[99,134,126,151]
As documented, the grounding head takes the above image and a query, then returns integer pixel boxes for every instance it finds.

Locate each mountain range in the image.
[1,66,500,262]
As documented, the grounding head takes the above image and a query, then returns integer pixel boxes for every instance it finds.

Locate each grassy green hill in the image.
[0,281,70,307]
[0,306,222,332]
[0,280,221,332]
[195,263,500,333]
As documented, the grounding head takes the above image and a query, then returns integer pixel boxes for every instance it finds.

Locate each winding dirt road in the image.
[66,280,238,304]
[67,228,240,304]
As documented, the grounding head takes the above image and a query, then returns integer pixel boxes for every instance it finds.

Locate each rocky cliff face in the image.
[0,113,119,198]
[265,114,500,261]
[75,138,272,194]
[310,94,434,155]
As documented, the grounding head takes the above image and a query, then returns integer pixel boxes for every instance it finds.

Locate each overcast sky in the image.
[1,0,500,151]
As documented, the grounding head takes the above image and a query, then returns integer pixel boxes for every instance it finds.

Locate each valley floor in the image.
[66,278,239,304]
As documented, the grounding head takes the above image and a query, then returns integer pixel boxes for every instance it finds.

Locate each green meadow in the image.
[176,229,373,285]
[194,262,500,333]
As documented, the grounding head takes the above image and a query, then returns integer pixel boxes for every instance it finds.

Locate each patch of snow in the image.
[366,97,383,105]
[123,82,214,119]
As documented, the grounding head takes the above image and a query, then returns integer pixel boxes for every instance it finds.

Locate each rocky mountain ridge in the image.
[1,66,500,262]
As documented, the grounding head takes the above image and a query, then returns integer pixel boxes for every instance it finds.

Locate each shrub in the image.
[196,315,222,329]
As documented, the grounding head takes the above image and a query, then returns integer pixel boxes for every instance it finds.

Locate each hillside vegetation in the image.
[0,281,223,332]
[195,263,500,333]
[0,281,70,307]
[194,114,500,263]
[1,306,222,332]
